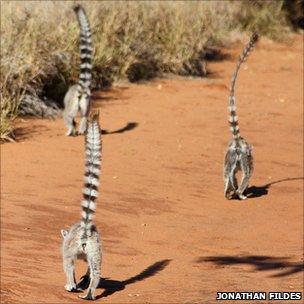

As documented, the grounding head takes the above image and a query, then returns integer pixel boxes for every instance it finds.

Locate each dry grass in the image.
[0,0,292,141]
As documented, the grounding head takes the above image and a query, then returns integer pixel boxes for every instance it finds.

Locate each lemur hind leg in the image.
[78,95,90,135]
[79,242,101,300]
[78,116,88,135]
[63,256,78,292]
[224,149,238,199]
[236,153,253,200]
[63,85,80,136]
[64,113,77,136]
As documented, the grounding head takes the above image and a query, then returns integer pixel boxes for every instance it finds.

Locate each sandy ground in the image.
[1,35,303,304]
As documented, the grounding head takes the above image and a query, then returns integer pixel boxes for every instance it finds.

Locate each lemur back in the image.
[223,33,259,200]
[63,4,93,136]
[61,112,102,300]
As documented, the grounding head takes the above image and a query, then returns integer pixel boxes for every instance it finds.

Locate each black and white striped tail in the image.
[81,114,101,231]
[73,4,93,99]
[228,33,259,139]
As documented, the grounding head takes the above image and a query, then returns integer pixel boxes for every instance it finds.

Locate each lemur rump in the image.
[223,33,259,200]
[63,4,93,136]
[61,112,102,300]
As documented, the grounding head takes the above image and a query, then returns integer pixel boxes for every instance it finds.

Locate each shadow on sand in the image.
[197,255,303,278]
[77,259,171,299]
[13,124,49,141]
[101,122,138,135]
[245,177,303,198]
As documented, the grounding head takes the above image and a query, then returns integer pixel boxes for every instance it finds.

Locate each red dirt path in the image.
[1,35,303,303]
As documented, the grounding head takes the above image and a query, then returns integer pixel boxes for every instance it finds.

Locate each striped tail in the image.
[73,4,93,99]
[81,112,101,232]
[228,33,259,139]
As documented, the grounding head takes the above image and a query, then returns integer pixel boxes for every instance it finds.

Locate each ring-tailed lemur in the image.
[61,111,102,300]
[63,4,93,136]
[223,33,259,200]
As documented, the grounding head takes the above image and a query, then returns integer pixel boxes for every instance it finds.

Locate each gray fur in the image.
[224,138,253,200]
[61,113,102,300]
[223,33,258,200]
[63,4,93,136]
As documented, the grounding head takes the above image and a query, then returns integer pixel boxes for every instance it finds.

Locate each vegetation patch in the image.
[0,1,297,141]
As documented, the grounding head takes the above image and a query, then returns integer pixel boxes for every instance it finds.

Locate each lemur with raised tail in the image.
[223,33,259,200]
[63,4,93,136]
[61,111,102,300]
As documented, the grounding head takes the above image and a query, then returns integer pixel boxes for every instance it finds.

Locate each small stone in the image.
[128,293,139,297]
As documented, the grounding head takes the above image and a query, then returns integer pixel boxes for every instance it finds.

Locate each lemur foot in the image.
[66,129,78,136]
[78,291,95,301]
[225,189,237,200]
[237,193,247,200]
[65,284,77,292]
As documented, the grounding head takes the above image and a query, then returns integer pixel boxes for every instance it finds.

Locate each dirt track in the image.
[1,35,303,303]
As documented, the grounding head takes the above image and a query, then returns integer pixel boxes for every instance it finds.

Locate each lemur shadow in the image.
[12,125,49,141]
[197,255,304,278]
[101,122,138,135]
[245,177,304,198]
[77,259,171,299]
